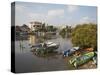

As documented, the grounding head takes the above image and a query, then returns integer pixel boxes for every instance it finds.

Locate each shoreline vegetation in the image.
[15,22,97,69]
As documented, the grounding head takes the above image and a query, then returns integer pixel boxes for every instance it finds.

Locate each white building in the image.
[29,21,42,31]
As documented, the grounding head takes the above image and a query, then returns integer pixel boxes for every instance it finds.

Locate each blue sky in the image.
[15,2,97,26]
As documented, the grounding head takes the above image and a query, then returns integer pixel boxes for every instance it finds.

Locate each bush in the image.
[71,23,97,50]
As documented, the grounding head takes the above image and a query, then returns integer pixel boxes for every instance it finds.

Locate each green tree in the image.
[59,28,66,38]
[41,23,46,32]
[72,23,97,50]
[59,26,72,38]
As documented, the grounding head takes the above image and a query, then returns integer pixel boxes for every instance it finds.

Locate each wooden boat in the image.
[45,42,59,49]
[31,42,59,49]
[31,42,59,54]
[63,47,79,57]
[69,52,94,67]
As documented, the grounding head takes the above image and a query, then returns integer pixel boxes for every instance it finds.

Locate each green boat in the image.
[69,52,94,67]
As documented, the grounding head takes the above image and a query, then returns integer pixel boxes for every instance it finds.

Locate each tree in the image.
[71,23,97,50]
[47,26,53,31]
[41,23,46,32]
[59,28,66,38]
[59,26,72,38]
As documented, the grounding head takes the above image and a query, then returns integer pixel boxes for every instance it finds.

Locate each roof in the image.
[30,21,42,24]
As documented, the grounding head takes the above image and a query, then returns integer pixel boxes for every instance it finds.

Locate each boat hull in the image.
[69,52,94,67]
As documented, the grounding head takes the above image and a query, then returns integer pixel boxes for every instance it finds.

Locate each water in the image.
[15,34,74,73]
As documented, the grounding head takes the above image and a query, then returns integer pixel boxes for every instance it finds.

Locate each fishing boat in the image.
[31,42,59,49]
[45,42,59,49]
[63,47,79,57]
[31,42,59,54]
[69,52,94,67]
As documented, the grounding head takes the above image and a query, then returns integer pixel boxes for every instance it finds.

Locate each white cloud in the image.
[27,9,65,20]
[80,16,91,23]
[16,5,65,25]
[67,5,79,13]
[47,9,64,18]
[27,9,65,25]
[16,5,26,13]
[16,5,45,24]
[28,12,47,23]
[82,16,89,20]
[47,9,65,22]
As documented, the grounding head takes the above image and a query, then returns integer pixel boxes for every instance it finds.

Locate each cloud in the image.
[16,5,27,13]
[80,16,91,23]
[82,16,89,20]
[47,9,65,22]
[67,5,79,13]
[28,12,46,22]
[27,9,65,25]
[15,5,46,22]
[48,9,64,16]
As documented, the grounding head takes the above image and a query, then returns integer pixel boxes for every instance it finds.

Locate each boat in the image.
[92,51,97,65]
[69,52,94,67]
[45,42,59,49]
[31,42,59,54]
[31,42,59,49]
[93,56,97,65]
[31,43,42,49]
[63,50,70,57]
[31,43,42,47]
[63,47,79,57]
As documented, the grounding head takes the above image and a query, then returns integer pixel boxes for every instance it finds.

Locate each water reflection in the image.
[28,34,74,58]
[29,35,37,45]
[19,40,27,53]
[15,34,73,53]
[15,34,74,73]
[19,40,24,51]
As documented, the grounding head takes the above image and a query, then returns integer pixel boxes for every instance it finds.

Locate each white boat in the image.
[70,47,80,52]
[31,42,59,55]
[45,42,59,48]
[31,42,59,50]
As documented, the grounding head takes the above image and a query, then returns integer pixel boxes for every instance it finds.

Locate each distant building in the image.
[16,26,22,35]
[15,24,30,35]
[20,24,30,33]
[30,21,42,31]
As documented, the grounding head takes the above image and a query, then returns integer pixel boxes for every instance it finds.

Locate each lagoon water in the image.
[15,35,75,73]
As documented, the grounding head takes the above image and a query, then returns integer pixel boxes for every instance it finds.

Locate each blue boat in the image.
[63,47,79,57]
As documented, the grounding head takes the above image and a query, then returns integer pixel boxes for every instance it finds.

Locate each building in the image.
[15,24,30,35]
[15,26,22,35]
[20,24,30,33]
[30,21,43,31]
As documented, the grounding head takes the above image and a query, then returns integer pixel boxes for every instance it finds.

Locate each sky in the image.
[15,2,97,26]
